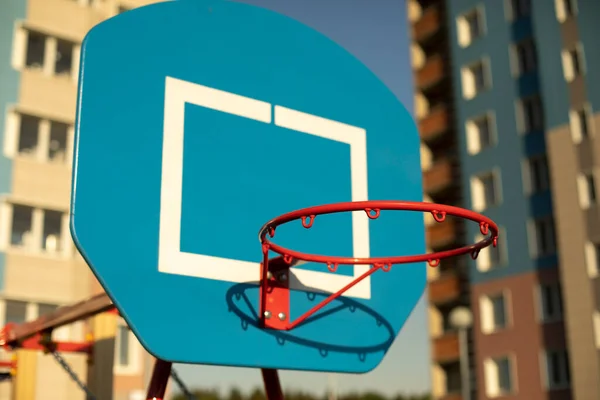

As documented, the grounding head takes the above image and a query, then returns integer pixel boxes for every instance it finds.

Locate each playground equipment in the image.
[0,293,196,400]
[0,0,501,399]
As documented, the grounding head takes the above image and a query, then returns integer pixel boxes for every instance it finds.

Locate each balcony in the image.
[429,273,461,304]
[416,56,445,91]
[427,218,457,249]
[419,106,450,142]
[423,158,453,194]
[433,332,460,362]
[412,6,442,43]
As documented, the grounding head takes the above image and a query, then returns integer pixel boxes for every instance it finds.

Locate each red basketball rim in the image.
[258,200,499,268]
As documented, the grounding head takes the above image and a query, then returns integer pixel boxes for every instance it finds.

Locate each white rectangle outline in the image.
[158,76,371,299]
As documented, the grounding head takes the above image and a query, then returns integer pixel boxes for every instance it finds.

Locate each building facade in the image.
[412,0,600,399]
[408,1,474,399]
[0,1,159,399]
[538,0,600,399]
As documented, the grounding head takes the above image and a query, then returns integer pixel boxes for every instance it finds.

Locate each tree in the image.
[227,388,245,400]
[170,387,431,400]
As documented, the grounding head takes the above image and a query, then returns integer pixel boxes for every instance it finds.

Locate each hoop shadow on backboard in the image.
[225,269,395,362]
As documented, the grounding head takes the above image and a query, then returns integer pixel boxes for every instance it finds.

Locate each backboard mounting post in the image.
[146,358,172,400]
[262,369,284,400]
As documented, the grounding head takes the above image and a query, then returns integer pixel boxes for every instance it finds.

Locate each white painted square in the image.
[158,77,372,299]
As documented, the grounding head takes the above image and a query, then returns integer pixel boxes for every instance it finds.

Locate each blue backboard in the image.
[72,0,425,373]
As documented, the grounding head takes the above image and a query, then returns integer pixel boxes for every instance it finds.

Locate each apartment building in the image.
[411,0,600,399]
[0,1,160,399]
[408,1,474,399]
[538,0,600,399]
[450,0,569,399]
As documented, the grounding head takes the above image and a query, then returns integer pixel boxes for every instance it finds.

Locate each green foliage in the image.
[171,388,431,400]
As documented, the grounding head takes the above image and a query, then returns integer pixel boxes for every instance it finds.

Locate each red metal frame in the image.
[259,200,499,330]
[0,361,15,369]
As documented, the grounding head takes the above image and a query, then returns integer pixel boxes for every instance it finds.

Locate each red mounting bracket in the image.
[260,256,291,330]
[259,252,384,331]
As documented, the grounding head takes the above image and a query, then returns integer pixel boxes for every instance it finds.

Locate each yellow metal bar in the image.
[11,350,37,400]
[86,312,117,400]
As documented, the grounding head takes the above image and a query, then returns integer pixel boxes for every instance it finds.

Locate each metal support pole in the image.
[146,359,172,400]
[458,328,471,400]
[261,369,284,400]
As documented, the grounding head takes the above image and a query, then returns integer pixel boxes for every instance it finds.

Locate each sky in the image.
[174,0,431,397]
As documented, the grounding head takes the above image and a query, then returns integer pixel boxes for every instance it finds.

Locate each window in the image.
[507,0,531,20]
[466,112,495,154]
[3,202,69,256]
[461,59,490,99]
[555,0,577,22]
[594,312,600,349]
[584,242,600,278]
[561,44,585,82]
[4,111,73,164]
[55,39,74,76]
[10,205,34,248]
[457,7,485,47]
[577,171,597,209]
[538,283,563,322]
[528,217,556,257]
[17,114,40,158]
[445,363,462,393]
[42,210,63,253]
[115,318,140,374]
[484,356,513,397]
[544,350,570,389]
[25,31,45,69]
[475,230,504,272]
[116,324,130,367]
[522,155,549,194]
[420,144,432,170]
[38,303,58,316]
[49,121,68,163]
[4,300,28,324]
[480,293,508,333]
[511,39,537,75]
[516,96,543,133]
[569,105,593,143]
[13,28,79,78]
[470,171,500,211]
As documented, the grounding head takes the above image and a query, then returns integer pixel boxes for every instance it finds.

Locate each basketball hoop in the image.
[258,200,498,331]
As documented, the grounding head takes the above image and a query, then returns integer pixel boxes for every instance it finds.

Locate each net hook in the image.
[365,208,380,219]
[283,254,293,264]
[326,262,339,272]
[479,222,489,235]
[432,210,446,222]
[268,226,276,238]
[428,259,440,267]
[301,215,315,228]
[471,248,480,260]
